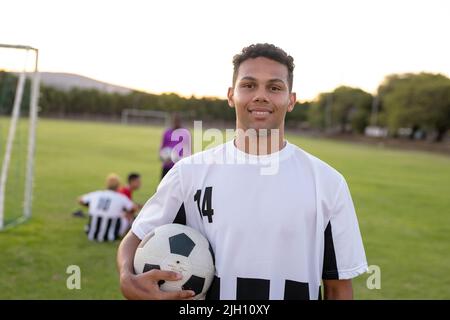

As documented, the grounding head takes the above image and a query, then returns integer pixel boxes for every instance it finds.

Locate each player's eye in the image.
[270,86,281,91]
[241,83,254,89]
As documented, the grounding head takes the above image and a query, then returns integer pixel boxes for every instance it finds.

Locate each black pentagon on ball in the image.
[182,275,205,295]
[169,232,196,257]
[143,263,160,273]
[143,264,165,286]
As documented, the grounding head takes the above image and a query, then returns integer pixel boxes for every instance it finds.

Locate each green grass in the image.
[0,118,449,299]
[0,117,28,225]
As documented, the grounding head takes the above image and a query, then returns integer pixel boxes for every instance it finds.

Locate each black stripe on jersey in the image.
[322,221,339,279]
[103,218,113,241]
[93,216,103,240]
[114,218,122,239]
[85,215,92,234]
[236,277,270,300]
[205,276,220,300]
[318,285,322,300]
[87,215,121,241]
[284,280,310,300]
[172,203,186,225]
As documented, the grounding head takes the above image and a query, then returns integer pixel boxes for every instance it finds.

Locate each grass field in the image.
[0,118,449,299]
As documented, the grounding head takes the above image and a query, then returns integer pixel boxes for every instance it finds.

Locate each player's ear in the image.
[227,87,235,108]
[287,92,296,113]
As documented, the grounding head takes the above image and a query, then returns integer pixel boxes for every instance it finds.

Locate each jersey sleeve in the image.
[131,163,185,240]
[322,178,368,280]
[80,191,95,205]
[122,195,134,212]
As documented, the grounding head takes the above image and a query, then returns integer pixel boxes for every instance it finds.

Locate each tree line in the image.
[0,70,448,141]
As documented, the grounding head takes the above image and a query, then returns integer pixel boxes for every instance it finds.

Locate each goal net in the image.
[121,108,171,127]
[0,44,39,230]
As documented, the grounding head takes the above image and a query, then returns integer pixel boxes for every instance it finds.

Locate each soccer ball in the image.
[133,223,215,300]
[160,147,182,163]
[159,147,173,162]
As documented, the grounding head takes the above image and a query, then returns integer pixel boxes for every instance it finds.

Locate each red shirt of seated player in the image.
[118,173,141,201]
[118,185,132,200]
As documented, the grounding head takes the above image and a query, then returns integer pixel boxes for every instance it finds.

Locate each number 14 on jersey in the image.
[194,187,214,223]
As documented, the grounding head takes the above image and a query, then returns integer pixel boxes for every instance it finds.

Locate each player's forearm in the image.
[117,231,141,277]
[77,197,88,207]
[323,279,353,300]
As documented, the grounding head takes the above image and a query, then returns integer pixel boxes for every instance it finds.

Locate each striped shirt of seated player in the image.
[79,173,137,242]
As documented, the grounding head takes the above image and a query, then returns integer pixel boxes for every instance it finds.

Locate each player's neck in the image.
[234,128,286,155]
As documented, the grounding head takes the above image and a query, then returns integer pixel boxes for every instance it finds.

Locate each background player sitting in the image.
[78,173,137,242]
[118,172,142,208]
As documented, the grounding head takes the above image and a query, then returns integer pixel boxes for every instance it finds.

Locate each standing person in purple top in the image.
[159,113,191,179]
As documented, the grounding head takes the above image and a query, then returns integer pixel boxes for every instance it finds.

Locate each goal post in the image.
[0,44,40,230]
[121,108,171,127]
[121,109,195,128]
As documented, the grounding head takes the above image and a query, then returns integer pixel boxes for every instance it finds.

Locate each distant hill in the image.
[28,72,133,95]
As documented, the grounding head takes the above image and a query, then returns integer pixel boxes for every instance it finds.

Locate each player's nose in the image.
[252,88,269,104]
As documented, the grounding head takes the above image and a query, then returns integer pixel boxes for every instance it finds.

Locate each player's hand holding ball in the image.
[132,224,215,300]
[120,267,196,300]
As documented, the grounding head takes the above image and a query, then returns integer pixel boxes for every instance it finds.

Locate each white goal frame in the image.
[0,44,40,230]
[121,108,170,127]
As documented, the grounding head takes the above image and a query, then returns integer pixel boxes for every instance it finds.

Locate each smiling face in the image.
[228,57,296,133]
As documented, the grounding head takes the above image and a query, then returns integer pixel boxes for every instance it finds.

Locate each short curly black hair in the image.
[232,43,295,92]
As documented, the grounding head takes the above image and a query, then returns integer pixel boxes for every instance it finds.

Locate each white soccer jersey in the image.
[132,140,368,300]
[82,190,134,242]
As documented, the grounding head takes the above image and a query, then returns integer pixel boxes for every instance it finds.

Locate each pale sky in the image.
[1,0,449,101]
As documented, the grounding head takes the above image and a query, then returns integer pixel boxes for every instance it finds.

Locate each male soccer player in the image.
[118,172,142,226]
[79,173,137,242]
[118,173,141,200]
[159,113,191,179]
[117,44,368,300]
